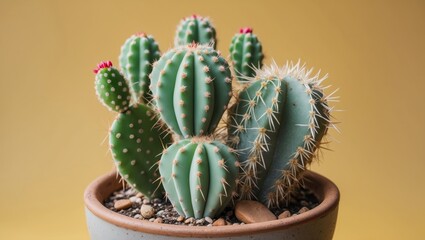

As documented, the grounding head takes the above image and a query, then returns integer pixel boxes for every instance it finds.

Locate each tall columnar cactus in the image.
[174,15,217,49]
[94,61,172,199]
[119,33,161,103]
[229,62,334,207]
[149,44,232,138]
[159,137,239,218]
[229,27,264,82]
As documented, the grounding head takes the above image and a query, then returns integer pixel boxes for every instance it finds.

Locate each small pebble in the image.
[129,196,141,203]
[157,210,164,215]
[136,192,143,198]
[278,210,291,219]
[176,216,184,222]
[205,217,213,224]
[149,218,155,222]
[134,214,141,219]
[153,198,162,203]
[140,204,155,218]
[300,200,309,207]
[114,199,132,210]
[212,218,226,226]
[298,207,309,214]
[184,217,194,224]
[143,199,150,205]
[195,218,205,225]
[154,217,163,223]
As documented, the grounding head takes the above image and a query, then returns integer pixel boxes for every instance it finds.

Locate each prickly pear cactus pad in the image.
[229,62,336,207]
[150,44,232,138]
[159,137,239,218]
[94,61,132,113]
[110,104,172,199]
[229,27,264,82]
[174,15,217,49]
[119,33,161,103]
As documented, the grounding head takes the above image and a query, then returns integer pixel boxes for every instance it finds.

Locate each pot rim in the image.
[84,170,339,237]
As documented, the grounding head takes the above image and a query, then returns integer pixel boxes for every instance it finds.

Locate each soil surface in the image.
[104,187,319,226]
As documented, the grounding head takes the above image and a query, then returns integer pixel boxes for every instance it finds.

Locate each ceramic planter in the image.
[84,171,339,240]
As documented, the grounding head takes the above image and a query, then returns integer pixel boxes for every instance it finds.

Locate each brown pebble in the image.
[235,200,277,224]
[226,221,232,225]
[176,216,184,222]
[154,217,163,223]
[298,207,309,214]
[140,204,155,218]
[114,199,132,210]
[212,218,226,226]
[136,192,143,198]
[184,217,194,224]
[278,210,291,219]
[143,199,150,205]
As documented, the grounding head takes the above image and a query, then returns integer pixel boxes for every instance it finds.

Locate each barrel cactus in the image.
[228,62,334,207]
[149,44,232,138]
[174,15,217,49]
[94,61,172,199]
[159,138,239,218]
[229,27,264,82]
[119,33,161,103]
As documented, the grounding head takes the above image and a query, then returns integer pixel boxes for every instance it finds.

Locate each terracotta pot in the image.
[84,171,339,240]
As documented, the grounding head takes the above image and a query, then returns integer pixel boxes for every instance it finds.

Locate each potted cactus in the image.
[84,14,340,240]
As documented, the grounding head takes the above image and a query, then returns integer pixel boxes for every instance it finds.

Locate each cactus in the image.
[119,33,161,103]
[229,27,264,82]
[94,61,132,113]
[94,61,172,199]
[228,62,334,207]
[174,15,217,49]
[149,44,232,138]
[159,137,239,218]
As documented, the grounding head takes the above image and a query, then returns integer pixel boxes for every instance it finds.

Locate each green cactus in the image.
[229,27,264,82]
[159,137,239,218]
[119,33,161,103]
[174,15,217,49]
[228,62,333,207]
[94,61,172,199]
[110,104,172,199]
[149,44,232,138]
[94,61,132,113]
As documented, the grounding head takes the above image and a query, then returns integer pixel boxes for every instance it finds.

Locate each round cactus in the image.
[159,137,239,218]
[119,33,161,103]
[229,27,264,82]
[229,62,333,207]
[174,15,217,49]
[110,104,172,199]
[94,61,132,113]
[150,44,232,138]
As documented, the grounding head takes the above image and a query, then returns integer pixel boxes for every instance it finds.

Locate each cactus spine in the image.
[94,61,172,199]
[150,44,232,138]
[175,15,217,49]
[119,33,161,103]
[229,27,264,82]
[159,138,239,218]
[229,62,333,207]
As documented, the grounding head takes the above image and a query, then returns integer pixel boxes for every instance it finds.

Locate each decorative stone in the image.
[205,216,213,224]
[140,204,155,218]
[184,217,194,224]
[114,199,132,210]
[278,210,291,219]
[176,216,184,222]
[235,200,277,223]
[298,207,309,214]
[212,218,226,226]
[154,217,163,223]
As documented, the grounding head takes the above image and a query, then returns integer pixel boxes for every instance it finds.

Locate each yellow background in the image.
[1,0,424,239]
